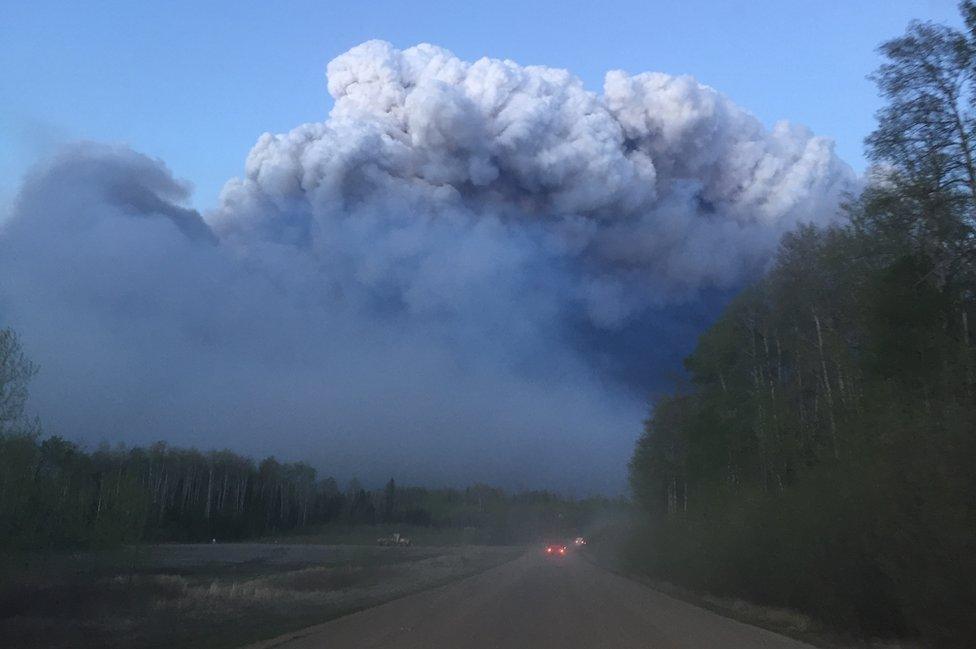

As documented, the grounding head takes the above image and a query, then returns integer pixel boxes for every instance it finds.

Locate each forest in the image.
[628,5,976,647]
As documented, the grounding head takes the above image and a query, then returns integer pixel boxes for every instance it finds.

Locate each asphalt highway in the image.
[248,549,816,649]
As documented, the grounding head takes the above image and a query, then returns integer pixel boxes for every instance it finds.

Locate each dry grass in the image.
[0,543,520,649]
[579,539,922,649]
[687,587,816,636]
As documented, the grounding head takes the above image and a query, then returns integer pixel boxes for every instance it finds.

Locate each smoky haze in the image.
[0,42,854,493]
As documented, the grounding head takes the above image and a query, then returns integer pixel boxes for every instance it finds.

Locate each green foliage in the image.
[629,218,975,646]
[627,4,976,646]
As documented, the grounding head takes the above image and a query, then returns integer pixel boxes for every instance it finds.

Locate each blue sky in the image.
[0,0,964,212]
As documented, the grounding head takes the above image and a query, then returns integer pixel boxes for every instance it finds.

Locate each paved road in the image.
[250,550,816,649]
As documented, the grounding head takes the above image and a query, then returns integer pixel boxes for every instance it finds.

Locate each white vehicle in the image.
[377,532,412,547]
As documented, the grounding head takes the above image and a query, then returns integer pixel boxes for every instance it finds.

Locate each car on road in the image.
[544,543,568,556]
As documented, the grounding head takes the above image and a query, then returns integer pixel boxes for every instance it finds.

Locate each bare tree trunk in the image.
[95,477,103,521]
[219,471,229,517]
[158,471,168,523]
[813,310,839,459]
[204,465,214,520]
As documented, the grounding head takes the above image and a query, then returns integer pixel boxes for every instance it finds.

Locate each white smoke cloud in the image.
[214,40,854,327]
[0,42,855,491]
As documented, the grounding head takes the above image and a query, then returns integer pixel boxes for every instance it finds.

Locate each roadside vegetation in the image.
[628,4,976,648]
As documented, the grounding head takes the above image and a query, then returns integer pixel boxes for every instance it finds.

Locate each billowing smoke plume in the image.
[0,42,854,492]
[215,41,852,327]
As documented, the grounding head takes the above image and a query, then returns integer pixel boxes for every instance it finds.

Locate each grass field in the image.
[258,523,486,546]
[0,541,521,649]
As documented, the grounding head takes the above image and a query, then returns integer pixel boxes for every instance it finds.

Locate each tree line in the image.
[629,4,976,647]
[0,431,343,549]
[0,329,612,550]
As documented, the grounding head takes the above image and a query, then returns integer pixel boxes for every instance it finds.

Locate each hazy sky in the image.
[0,1,961,211]
[0,1,963,492]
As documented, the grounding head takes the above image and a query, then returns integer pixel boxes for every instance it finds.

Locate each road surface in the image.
[248,550,816,649]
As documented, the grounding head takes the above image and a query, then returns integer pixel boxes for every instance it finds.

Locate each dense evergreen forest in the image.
[629,5,976,647]
[0,329,610,551]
